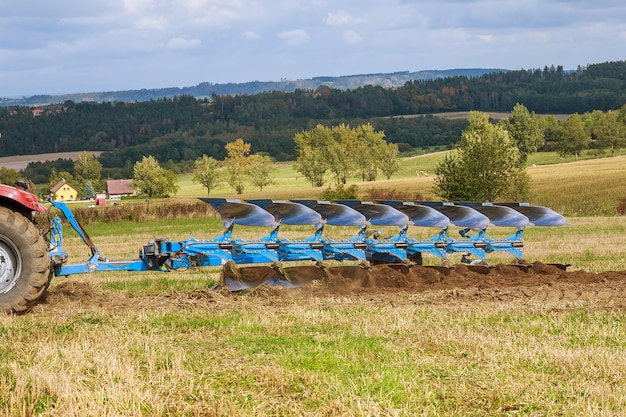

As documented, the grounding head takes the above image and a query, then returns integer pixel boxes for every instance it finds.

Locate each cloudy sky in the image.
[1,0,625,97]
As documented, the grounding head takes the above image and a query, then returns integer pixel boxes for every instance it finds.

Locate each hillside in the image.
[1,60,625,184]
[1,68,505,107]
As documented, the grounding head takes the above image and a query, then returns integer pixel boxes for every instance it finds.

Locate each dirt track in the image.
[40,262,626,312]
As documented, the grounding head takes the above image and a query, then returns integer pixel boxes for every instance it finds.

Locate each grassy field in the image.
[4,289,626,416]
[2,212,626,416]
[176,150,626,217]
[3,151,626,416]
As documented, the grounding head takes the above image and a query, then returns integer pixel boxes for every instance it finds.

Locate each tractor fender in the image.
[0,184,48,218]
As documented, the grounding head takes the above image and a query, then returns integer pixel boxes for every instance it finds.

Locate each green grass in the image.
[3,295,626,415]
[100,274,219,295]
[173,151,626,216]
[175,152,451,200]
[526,149,626,166]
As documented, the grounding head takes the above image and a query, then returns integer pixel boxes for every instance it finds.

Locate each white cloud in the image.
[123,0,154,14]
[325,11,358,26]
[166,37,202,49]
[277,29,309,45]
[343,30,361,44]
[244,31,261,40]
[135,16,168,30]
[2,0,626,96]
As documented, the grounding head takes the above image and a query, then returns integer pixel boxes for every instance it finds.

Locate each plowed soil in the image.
[40,262,626,312]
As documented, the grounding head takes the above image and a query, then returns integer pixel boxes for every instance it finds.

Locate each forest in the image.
[1,60,625,182]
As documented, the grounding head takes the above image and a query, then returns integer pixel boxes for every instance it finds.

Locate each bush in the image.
[320,184,359,201]
[69,201,219,224]
[396,143,413,153]
[363,187,424,202]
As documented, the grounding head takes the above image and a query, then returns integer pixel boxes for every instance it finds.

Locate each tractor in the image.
[0,182,52,313]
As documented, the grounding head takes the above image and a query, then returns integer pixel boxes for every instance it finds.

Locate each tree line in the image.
[2,102,625,203]
[1,60,625,185]
[434,103,626,202]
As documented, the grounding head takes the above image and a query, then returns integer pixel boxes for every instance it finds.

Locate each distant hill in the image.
[1,68,506,107]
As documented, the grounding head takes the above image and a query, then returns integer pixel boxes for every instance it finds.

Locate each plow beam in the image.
[291,200,368,261]
[47,197,569,296]
[335,200,411,264]
[416,201,490,260]
[246,200,325,262]
[376,200,450,262]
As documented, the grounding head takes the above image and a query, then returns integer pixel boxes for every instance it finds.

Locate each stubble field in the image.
[2,153,626,416]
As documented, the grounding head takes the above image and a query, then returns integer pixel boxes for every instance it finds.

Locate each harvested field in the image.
[4,210,626,415]
[0,151,102,171]
[4,259,626,416]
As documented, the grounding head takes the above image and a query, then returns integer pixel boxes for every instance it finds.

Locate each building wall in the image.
[53,185,78,201]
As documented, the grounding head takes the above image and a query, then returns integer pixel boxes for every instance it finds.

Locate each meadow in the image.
[2,151,626,416]
[175,149,626,216]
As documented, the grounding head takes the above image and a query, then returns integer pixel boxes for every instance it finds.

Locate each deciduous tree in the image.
[74,151,102,190]
[49,169,74,188]
[248,154,276,191]
[378,142,400,180]
[0,167,19,185]
[131,155,179,198]
[594,110,626,156]
[224,138,251,194]
[192,155,221,195]
[434,111,529,201]
[354,124,385,181]
[325,124,358,185]
[294,125,330,187]
[498,103,544,166]
[294,123,394,185]
[557,114,591,160]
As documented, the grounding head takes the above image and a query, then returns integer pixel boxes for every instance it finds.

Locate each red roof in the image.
[106,179,133,196]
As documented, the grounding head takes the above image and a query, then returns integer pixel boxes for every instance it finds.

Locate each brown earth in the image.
[0,151,103,171]
[38,262,626,313]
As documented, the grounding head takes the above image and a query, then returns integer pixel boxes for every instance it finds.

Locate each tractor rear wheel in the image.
[0,207,52,314]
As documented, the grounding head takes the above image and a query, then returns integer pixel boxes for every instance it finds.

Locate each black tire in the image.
[0,207,52,314]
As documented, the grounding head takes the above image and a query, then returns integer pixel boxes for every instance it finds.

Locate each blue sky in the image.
[1,0,625,97]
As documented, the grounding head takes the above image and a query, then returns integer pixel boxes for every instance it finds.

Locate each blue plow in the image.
[47,198,569,293]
